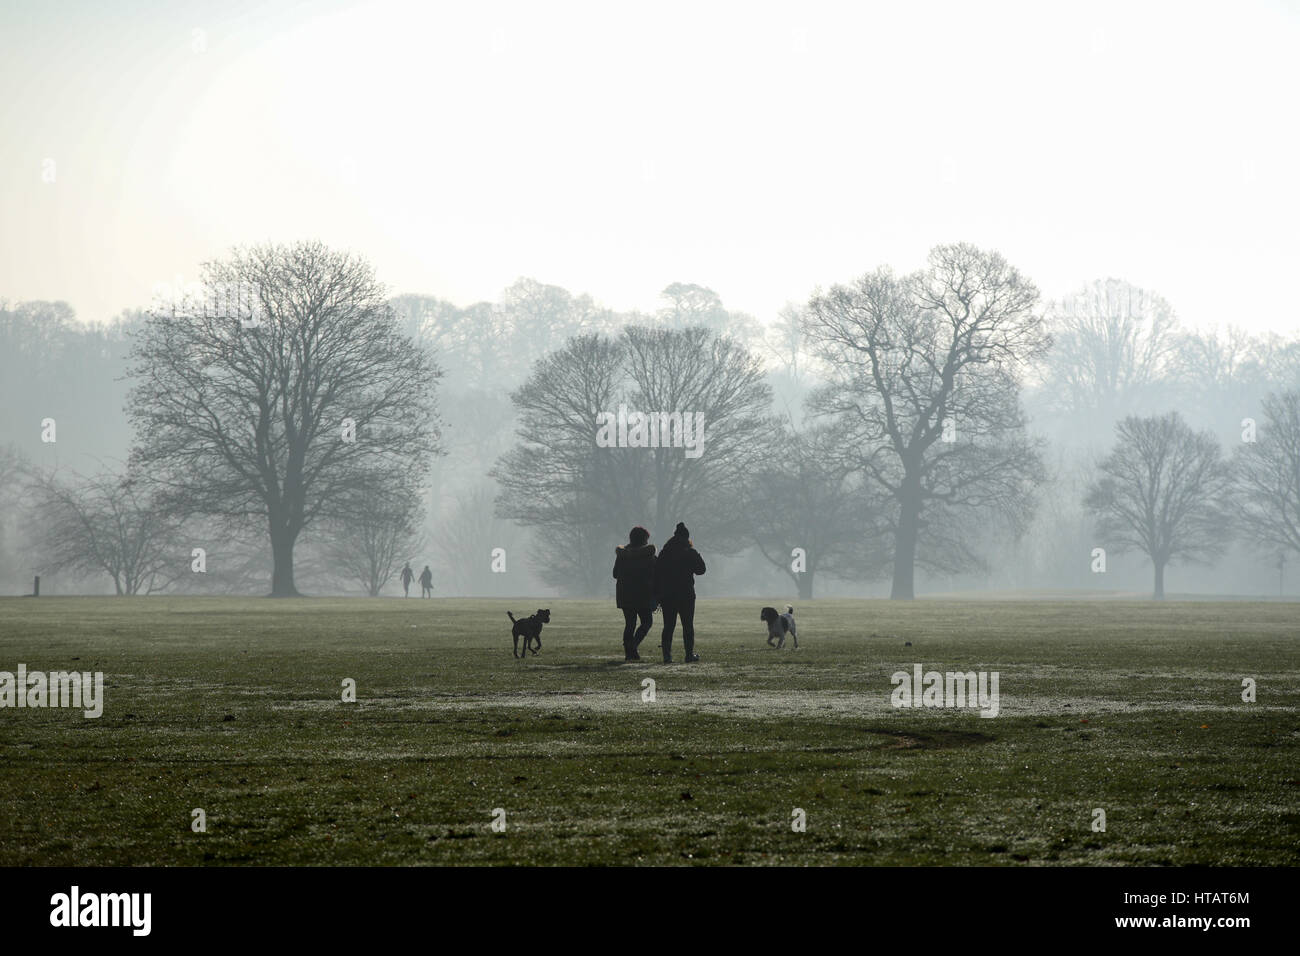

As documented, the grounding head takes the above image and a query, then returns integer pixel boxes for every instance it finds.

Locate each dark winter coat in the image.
[613,544,656,609]
[654,536,706,604]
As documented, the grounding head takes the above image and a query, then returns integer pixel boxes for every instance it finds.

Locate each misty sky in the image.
[3,0,1298,335]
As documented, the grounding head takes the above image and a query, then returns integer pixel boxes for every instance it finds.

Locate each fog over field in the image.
[2,0,1299,603]
[4,3,1300,914]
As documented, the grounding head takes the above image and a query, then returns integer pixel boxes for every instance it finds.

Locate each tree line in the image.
[1,240,1297,599]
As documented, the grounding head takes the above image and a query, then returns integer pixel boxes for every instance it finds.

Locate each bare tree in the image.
[1171,325,1262,389]
[658,283,727,329]
[173,518,270,595]
[1010,447,1101,590]
[1234,391,1300,561]
[804,243,1049,599]
[0,443,22,499]
[321,472,424,596]
[25,468,180,595]
[0,444,32,591]
[500,276,619,355]
[658,282,763,345]
[1085,411,1233,600]
[1169,325,1275,438]
[740,425,890,598]
[492,326,772,594]
[127,241,441,596]
[621,326,773,540]
[430,483,526,595]
[762,302,806,382]
[493,334,622,594]
[1039,279,1180,423]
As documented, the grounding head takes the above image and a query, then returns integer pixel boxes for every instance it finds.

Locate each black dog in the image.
[760,605,798,649]
[508,609,550,658]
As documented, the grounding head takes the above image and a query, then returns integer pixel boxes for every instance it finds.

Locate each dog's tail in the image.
[507,611,516,622]
[785,605,794,615]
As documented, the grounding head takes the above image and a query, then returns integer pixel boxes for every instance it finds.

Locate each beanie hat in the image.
[674,522,690,539]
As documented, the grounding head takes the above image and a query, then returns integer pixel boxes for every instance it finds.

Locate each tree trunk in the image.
[1153,560,1165,601]
[796,573,813,600]
[270,526,300,597]
[891,489,921,600]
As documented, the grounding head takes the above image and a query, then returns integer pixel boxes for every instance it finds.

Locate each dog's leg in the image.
[513,633,520,659]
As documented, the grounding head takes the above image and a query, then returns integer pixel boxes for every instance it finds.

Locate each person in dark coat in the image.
[654,521,706,663]
[613,526,656,661]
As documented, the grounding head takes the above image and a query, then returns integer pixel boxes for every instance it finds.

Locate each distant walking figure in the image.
[613,526,656,661]
[419,565,433,598]
[400,562,414,597]
[655,522,706,663]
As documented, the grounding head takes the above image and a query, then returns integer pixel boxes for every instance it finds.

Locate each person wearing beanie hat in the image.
[654,521,706,663]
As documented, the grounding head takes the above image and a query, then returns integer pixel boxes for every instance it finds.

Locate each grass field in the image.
[0,596,1297,866]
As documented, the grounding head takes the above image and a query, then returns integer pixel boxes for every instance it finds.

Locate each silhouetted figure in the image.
[400,562,414,597]
[613,526,656,661]
[419,565,433,598]
[655,522,706,663]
